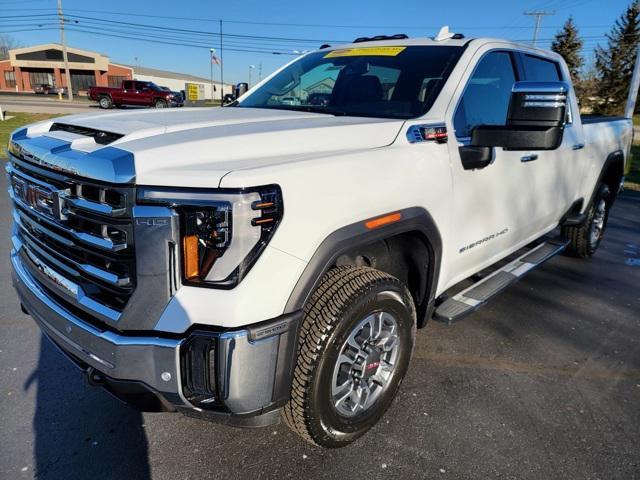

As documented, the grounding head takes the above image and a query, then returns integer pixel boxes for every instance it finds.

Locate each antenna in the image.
[434,26,455,42]
[524,10,554,46]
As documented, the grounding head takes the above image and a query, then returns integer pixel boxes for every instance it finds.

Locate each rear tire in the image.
[98,96,112,109]
[283,266,416,448]
[562,183,611,258]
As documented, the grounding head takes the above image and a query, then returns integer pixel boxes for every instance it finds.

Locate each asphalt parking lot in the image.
[0,169,638,479]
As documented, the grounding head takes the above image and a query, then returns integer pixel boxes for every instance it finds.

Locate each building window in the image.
[29,70,53,86]
[4,71,16,88]
[108,75,127,87]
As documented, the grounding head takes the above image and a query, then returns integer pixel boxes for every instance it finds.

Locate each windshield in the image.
[238,45,462,119]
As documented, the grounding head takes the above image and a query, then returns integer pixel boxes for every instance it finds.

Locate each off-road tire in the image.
[562,183,611,258]
[283,266,416,448]
[98,95,112,109]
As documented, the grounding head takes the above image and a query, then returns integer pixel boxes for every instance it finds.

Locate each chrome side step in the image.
[434,238,569,325]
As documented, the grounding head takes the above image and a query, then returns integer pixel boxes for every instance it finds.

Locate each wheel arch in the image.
[284,207,442,328]
[594,150,625,206]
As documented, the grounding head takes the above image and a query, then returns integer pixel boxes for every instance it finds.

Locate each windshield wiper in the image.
[244,105,347,116]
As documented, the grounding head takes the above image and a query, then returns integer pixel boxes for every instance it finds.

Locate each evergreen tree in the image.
[594,1,640,115]
[551,17,584,84]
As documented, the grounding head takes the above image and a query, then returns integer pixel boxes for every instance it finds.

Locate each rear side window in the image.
[522,54,561,81]
[454,51,517,138]
[123,80,134,90]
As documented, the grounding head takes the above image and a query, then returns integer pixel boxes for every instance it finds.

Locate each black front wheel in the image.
[283,266,416,448]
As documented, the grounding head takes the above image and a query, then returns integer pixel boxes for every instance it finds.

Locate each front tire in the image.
[562,183,611,258]
[283,266,416,448]
[154,99,167,108]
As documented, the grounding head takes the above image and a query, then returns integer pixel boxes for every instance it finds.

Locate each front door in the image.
[445,48,561,285]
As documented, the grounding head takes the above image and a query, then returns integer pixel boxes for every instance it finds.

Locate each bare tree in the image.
[0,34,22,60]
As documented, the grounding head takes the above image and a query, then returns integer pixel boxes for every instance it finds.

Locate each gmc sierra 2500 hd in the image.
[7,30,633,448]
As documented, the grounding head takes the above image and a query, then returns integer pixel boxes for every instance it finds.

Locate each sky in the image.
[0,0,634,86]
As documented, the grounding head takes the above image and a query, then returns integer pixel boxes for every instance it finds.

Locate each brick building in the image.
[0,43,134,95]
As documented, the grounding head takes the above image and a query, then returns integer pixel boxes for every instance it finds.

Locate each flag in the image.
[211,52,220,65]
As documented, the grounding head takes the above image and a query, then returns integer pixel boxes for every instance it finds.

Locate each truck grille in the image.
[7,155,136,326]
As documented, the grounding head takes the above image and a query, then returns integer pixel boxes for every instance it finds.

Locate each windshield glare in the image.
[238,46,462,119]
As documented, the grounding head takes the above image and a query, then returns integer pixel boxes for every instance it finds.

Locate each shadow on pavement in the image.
[24,335,151,480]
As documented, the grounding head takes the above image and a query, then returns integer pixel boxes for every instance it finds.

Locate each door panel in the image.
[446,49,561,285]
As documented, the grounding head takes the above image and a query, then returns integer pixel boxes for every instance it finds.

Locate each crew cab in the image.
[88,80,183,109]
[7,30,632,448]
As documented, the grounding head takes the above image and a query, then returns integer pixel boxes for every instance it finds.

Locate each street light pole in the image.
[57,0,73,100]
[209,48,215,103]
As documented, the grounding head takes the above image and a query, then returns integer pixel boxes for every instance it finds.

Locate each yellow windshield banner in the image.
[324,46,406,58]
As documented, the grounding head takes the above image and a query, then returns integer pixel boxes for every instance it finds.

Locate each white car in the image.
[7,30,633,448]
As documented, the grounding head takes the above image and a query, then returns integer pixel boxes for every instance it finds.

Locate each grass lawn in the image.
[0,112,61,160]
[625,144,640,191]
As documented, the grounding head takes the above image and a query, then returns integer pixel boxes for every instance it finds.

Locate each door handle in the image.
[520,153,538,162]
[572,143,585,150]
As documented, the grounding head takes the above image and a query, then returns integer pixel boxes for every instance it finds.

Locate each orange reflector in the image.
[252,217,274,225]
[365,212,402,229]
[254,201,275,209]
[183,235,200,280]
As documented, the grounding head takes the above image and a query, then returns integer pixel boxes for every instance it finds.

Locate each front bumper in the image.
[11,248,301,426]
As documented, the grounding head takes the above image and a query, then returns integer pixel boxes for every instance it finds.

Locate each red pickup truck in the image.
[88,80,184,109]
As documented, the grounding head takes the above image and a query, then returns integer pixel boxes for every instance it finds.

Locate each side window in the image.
[123,80,134,90]
[454,51,517,138]
[522,54,561,81]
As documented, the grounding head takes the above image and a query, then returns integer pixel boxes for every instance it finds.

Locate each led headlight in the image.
[138,185,282,288]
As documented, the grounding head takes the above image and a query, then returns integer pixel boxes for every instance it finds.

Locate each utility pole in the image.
[524,10,554,46]
[219,19,224,105]
[57,0,73,100]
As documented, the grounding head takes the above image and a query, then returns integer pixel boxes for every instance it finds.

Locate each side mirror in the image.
[471,81,569,151]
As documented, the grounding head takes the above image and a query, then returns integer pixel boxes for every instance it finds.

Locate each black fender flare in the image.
[589,150,625,207]
[283,206,443,327]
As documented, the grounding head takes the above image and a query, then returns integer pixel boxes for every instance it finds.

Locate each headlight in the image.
[137,185,282,288]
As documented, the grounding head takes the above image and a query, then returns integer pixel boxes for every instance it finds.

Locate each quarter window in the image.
[454,51,517,138]
[522,54,561,81]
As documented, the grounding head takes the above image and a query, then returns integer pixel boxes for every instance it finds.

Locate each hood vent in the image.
[49,123,124,146]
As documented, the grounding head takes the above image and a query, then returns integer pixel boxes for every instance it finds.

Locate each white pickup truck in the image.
[7,31,633,448]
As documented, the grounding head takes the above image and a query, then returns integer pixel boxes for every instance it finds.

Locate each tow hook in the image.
[86,367,106,386]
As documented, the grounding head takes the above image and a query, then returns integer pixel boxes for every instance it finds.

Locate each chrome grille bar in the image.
[7,150,136,327]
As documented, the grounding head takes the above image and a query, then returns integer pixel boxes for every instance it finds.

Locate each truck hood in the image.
[44,107,406,187]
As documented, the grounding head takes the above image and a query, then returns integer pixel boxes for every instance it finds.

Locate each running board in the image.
[434,238,569,325]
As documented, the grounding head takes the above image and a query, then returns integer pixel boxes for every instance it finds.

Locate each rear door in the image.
[121,80,139,104]
[519,53,585,213]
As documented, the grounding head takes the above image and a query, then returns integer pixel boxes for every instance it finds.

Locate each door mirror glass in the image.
[470,81,569,150]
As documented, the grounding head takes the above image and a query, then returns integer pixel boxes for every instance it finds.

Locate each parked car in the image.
[158,86,185,106]
[7,31,633,449]
[307,92,331,106]
[33,84,66,95]
[87,80,182,108]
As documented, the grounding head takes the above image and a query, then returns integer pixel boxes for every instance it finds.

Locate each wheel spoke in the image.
[381,334,399,352]
[333,379,354,405]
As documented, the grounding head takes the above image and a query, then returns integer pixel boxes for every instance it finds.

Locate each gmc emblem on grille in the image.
[11,176,59,219]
